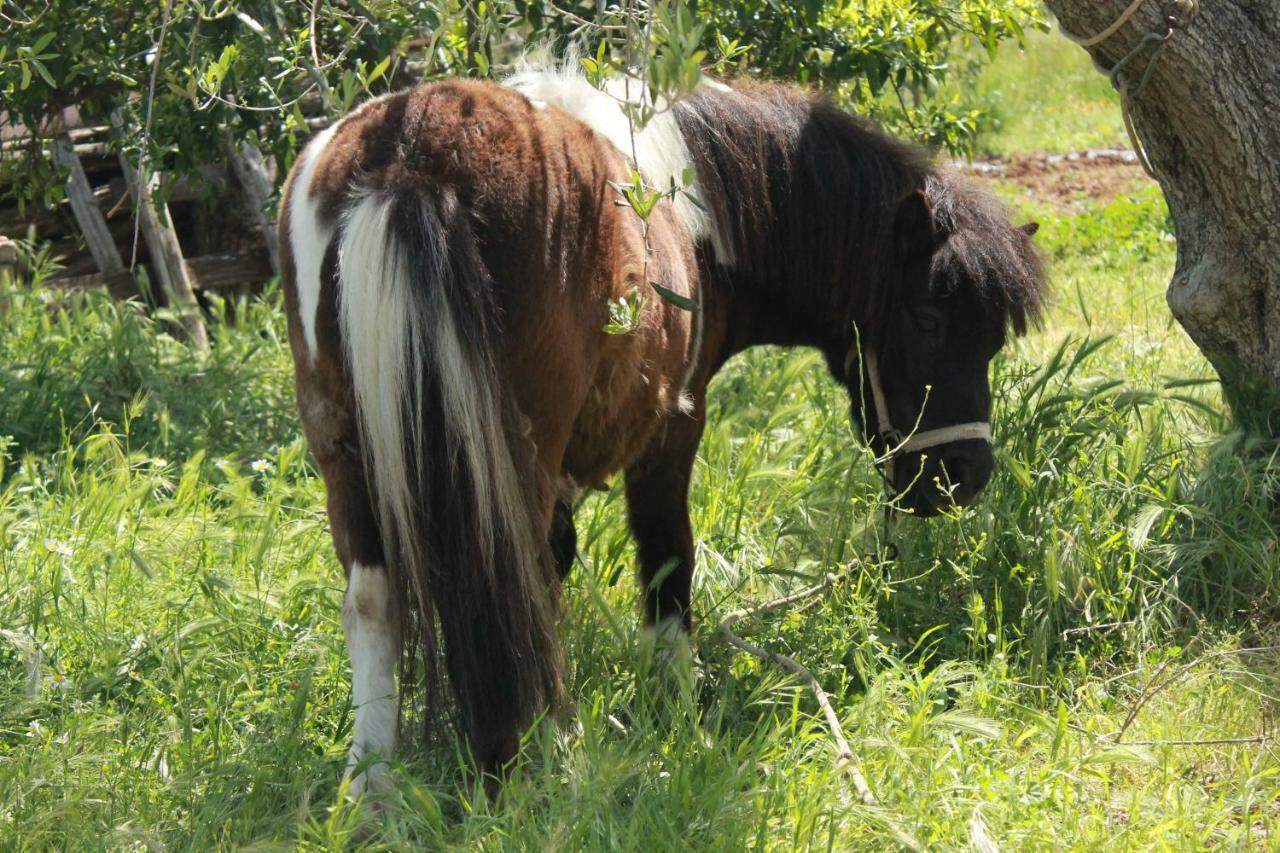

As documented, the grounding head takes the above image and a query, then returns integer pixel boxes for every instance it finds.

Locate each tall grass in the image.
[4,29,1280,839]
[2,170,1277,848]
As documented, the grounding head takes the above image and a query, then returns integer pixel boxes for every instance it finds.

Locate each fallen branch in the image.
[1061,620,1132,640]
[1119,735,1269,747]
[718,566,922,850]
[1114,644,1280,742]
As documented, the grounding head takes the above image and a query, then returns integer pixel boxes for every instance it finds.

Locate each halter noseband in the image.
[846,346,992,489]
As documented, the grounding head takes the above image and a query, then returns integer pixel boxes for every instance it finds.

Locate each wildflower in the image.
[251,458,272,474]
[50,673,71,691]
[42,538,72,557]
[149,457,167,469]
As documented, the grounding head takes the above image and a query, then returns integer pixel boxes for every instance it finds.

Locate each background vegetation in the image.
[2,7,1279,852]
[1,0,1040,210]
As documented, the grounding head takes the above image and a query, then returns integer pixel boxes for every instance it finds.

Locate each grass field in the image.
[965,29,1129,157]
[3,34,1279,852]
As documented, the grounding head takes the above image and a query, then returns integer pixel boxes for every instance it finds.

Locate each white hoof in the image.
[640,617,702,689]
[641,616,691,664]
[345,755,394,801]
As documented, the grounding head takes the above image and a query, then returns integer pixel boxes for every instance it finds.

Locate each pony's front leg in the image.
[625,397,707,639]
[549,494,578,581]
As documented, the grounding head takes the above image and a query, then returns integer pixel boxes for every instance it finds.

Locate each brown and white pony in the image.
[277,66,1045,794]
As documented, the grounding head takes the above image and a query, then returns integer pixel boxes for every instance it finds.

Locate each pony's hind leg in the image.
[281,121,399,801]
[301,385,399,799]
[341,560,398,798]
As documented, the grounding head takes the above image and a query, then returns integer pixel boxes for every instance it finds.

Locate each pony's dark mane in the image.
[674,83,1046,341]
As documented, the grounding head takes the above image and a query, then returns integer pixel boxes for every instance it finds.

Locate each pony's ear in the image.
[1019,221,1040,237]
[894,189,945,256]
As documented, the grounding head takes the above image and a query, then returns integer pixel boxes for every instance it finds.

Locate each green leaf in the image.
[651,281,697,312]
[367,56,391,85]
[603,286,645,335]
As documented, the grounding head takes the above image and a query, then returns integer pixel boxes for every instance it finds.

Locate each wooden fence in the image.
[1,110,293,349]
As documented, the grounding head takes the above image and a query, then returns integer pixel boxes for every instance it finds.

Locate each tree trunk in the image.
[224,137,281,276]
[111,112,210,353]
[1045,0,1280,432]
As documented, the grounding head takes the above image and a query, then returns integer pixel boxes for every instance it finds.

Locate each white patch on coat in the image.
[503,58,733,264]
[343,562,398,798]
[288,93,403,362]
[287,123,340,361]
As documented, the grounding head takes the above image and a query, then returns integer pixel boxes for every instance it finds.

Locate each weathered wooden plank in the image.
[0,171,227,239]
[183,249,274,290]
[51,133,127,283]
[0,124,107,150]
[46,248,273,293]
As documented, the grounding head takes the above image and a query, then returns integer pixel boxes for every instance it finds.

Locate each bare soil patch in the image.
[958,149,1153,212]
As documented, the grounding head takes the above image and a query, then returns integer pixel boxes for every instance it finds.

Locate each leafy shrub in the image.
[2,0,1044,212]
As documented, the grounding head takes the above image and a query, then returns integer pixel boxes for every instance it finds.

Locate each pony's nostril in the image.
[933,446,994,507]
[939,452,975,490]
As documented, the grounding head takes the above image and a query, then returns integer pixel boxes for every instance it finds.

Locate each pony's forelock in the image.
[924,172,1048,336]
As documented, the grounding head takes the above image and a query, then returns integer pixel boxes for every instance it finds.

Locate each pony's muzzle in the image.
[893,438,994,517]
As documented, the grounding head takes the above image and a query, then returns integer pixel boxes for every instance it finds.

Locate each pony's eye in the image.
[915,310,943,336]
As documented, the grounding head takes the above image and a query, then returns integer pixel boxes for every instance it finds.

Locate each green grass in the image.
[5,21,1275,849]
[2,181,1279,849]
[965,29,1130,157]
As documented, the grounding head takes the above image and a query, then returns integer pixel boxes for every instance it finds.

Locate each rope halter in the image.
[847,345,992,493]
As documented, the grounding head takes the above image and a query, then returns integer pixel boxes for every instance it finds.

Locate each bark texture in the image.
[1046,0,1280,429]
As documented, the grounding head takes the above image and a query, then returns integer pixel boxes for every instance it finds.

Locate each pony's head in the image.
[847,174,1045,516]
